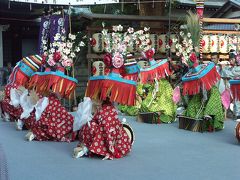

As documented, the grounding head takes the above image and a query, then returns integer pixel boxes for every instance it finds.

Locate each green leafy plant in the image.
[185,11,201,51]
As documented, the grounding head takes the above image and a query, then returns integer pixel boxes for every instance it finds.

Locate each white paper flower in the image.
[69,34,76,40]
[117,25,123,32]
[172,38,178,43]
[102,29,108,36]
[67,42,73,48]
[102,22,105,28]
[75,47,80,52]
[64,48,70,55]
[79,41,85,47]
[127,27,134,33]
[144,27,150,32]
[54,33,61,41]
[112,26,118,32]
[70,52,76,58]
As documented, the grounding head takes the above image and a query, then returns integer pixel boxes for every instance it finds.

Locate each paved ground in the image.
[0,117,239,180]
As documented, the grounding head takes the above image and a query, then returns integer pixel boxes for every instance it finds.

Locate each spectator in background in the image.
[222,50,240,119]
[5,62,13,84]
[211,52,219,65]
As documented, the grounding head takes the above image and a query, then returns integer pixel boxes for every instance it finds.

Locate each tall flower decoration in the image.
[43,32,86,71]
[101,23,136,69]
[174,31,198,68]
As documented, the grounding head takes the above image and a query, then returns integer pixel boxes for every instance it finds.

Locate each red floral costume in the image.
[1,83,23,121]
[26,94,74,142]
[78,103,132,159]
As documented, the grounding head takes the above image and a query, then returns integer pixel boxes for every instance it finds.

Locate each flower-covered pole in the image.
[196,0,205,61]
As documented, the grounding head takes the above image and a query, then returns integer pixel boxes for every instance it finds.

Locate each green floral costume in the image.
[184,86,224,130]
[119,79,177,123]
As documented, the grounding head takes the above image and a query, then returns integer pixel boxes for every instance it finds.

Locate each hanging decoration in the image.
[49,14,69,44]
[38,16,51,55]
[9,0,119,5]
[196,0,205,60]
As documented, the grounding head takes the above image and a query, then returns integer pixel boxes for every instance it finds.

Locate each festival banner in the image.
[49,14,69,43]
[9,0,119,5]
[38,16,50,55]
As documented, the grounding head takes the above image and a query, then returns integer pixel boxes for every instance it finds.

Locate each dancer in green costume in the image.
[141,79,177,123]
[118,79,177,123]
[184,86,224,131]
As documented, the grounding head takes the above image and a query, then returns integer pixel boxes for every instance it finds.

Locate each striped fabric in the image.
[22,55,42,72]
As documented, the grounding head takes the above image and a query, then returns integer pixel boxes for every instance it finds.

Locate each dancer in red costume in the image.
[1,55,42,122]
[24,93,75,142]
[1,83,22,121]
[73,99,132,160]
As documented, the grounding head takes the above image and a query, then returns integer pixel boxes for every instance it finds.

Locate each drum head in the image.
[235,122,240,142]
[123,123,135,145]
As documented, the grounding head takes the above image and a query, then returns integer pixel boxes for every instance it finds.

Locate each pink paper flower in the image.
[47,56,56,66]
[112,52,124,68]
[61,59,73,67]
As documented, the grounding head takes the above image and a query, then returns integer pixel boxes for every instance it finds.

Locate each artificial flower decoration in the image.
[112,52,124,68]
[103,53,112,67]
[43,32,86,70]
[175,31,199,68]
[92,66,97,75]
[53,51,62,62]
[142,48,155,60]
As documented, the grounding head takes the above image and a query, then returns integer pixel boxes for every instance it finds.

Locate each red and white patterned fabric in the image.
[25,94,74,142]
[78,103,132,159]
[1,83,23,121]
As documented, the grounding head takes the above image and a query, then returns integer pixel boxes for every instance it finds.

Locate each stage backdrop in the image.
[9,0,118,5]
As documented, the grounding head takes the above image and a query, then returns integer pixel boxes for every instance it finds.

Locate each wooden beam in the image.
[78,13,180,22]
[203,30,240,35]
[202,18,240,24]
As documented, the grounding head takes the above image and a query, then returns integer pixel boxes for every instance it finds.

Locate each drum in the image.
[235,122,240,142]
[219,35,228,54]
[210,35,219,53]
[122,123,135,145]
[178,115,206,132]
[201,35,210,53]
[170,34,177,53]
[158,34,166,53]
[92,33,104,53]
[92,61,105,76]
[150,34,158,51]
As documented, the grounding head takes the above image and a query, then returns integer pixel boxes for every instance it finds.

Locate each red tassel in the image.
[122,73,139,81]
[230,84,240,100]
[182,66,220,95]
[140,62,171,84]
[85,79,136,106]
[28,74,76,99]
